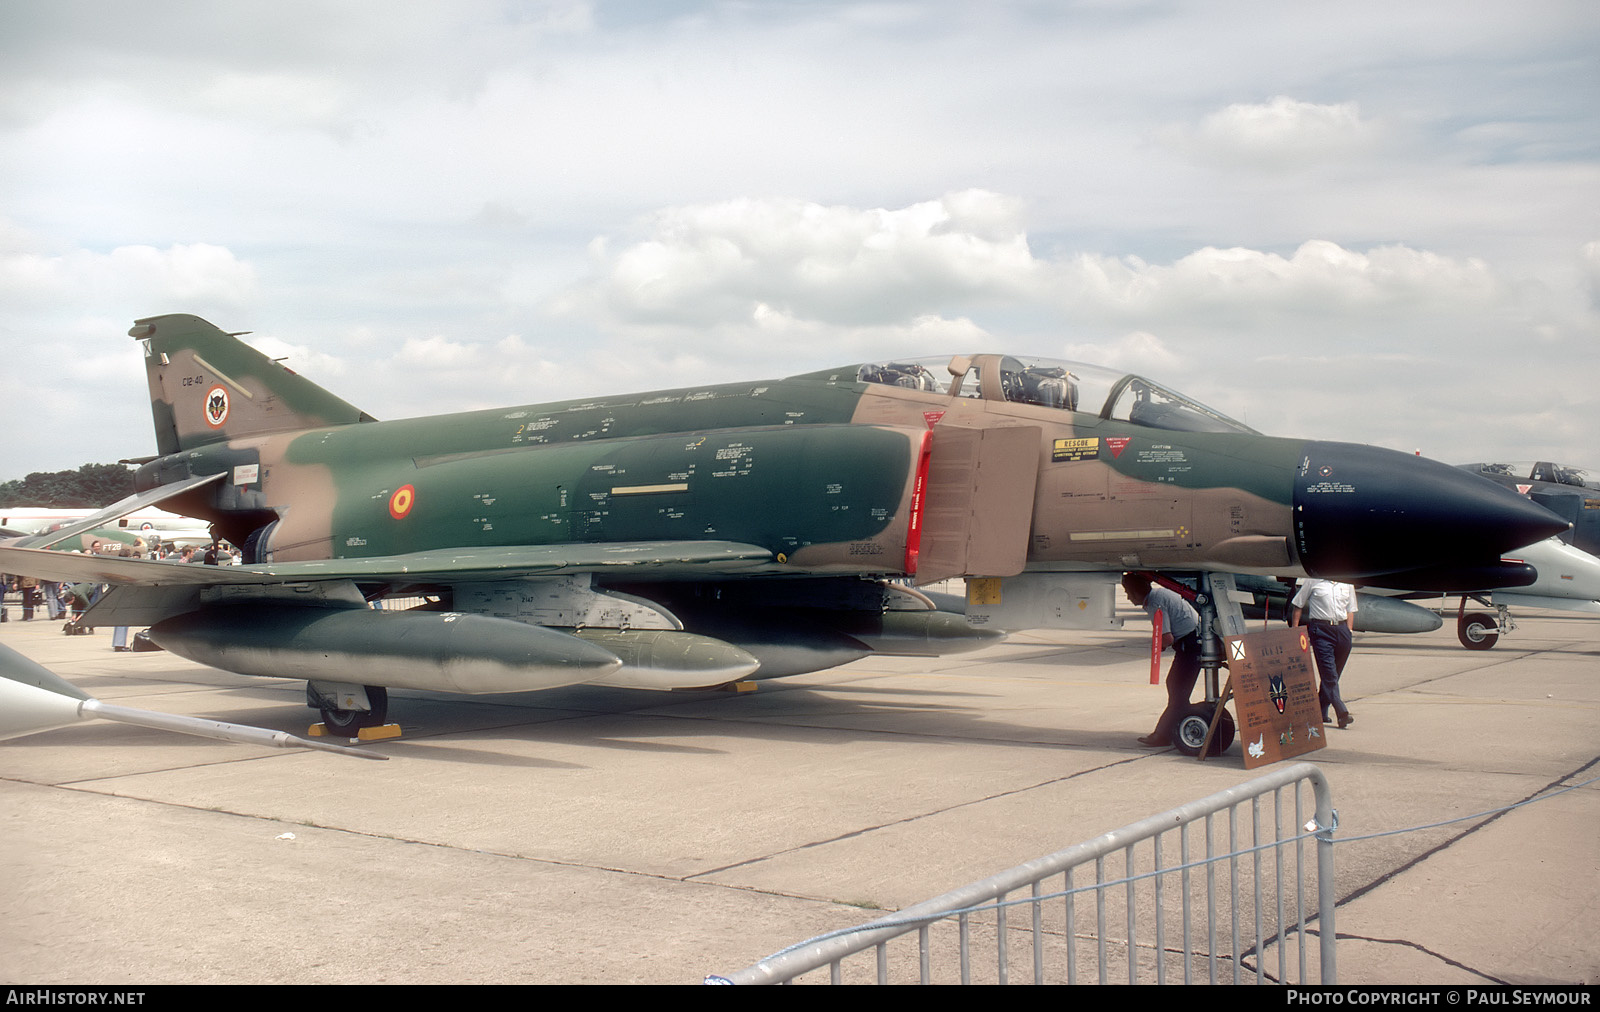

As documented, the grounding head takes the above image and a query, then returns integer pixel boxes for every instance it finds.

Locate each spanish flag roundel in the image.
[389,484,416,519]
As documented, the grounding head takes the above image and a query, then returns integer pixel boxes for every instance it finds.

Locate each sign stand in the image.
[1221,627,1326,768]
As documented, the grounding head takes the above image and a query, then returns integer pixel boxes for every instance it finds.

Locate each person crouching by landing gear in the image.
[62,582,95,635]
[1289,579,1357,729]
[1121,573,1203,748]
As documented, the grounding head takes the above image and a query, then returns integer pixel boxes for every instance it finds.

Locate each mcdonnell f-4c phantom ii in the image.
[0,315,1567,750]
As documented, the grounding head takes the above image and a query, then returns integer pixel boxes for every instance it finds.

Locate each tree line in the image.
[0,463,137,509]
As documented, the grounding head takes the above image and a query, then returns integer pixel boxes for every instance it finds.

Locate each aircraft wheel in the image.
[1172,704,1233,757]
[319,685,389,733]
[1457,613,1499,651]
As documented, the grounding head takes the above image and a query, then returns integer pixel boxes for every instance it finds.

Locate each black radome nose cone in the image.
[1293,442,1570,580]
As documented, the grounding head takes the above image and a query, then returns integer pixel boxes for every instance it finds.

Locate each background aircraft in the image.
[0,505,210,544]
[1434,462,1599,648]
[0,315,1565,747]
[1449,537,1600,650]
[1458,462,1597,555]
[27,525,148,556]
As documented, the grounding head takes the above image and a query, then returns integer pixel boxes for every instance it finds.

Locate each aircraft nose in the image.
[1293,441,1570,580]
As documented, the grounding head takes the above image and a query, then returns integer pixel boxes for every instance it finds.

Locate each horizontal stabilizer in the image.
[0,642,378,757]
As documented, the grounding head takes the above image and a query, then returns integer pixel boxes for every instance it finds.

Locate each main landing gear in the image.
[306,682,389,734]
[1173,702,1236,758]
[1149,571,1248,759]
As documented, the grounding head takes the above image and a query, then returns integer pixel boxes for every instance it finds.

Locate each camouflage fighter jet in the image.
[0,315,1567,747]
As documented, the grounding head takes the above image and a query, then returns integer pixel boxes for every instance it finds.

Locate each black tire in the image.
[1458,612,1499,651]
[1172,703,1234,757]
[319,685,389,733]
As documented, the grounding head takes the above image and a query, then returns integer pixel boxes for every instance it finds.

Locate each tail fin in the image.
[129,314,374,455]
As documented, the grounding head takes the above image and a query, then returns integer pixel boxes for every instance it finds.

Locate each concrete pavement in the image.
[1,606,1594,984]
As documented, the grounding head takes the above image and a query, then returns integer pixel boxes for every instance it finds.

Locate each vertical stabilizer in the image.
[130,314,373,454]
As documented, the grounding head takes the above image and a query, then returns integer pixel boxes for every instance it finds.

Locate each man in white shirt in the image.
[1289,579,1358,728]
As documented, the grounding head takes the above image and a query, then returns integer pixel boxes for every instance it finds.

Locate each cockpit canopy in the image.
[851,354,1258,435]
[1465,461,1597,490]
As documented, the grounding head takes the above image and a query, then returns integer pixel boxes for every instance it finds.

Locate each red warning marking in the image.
[1106,436,1131,459]
[922,411,945,429]
[904,430,933,575]
[1150,609,1163,685]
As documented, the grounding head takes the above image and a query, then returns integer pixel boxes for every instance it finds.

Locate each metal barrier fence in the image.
[713,762,1336,985]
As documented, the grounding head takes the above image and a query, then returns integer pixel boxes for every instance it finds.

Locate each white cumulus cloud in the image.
[1580,240,1600,308]
[0,242,258,309]
[1056,240,1502,322]
[1185,96,1374,168]
[565,190,1045,329]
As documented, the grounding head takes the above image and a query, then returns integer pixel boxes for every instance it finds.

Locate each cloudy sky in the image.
[2,0,1596,481]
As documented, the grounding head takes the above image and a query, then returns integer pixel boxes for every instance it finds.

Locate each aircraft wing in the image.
[0,539,776,589]
[15,472,226,549]
[1492,593,1600,614]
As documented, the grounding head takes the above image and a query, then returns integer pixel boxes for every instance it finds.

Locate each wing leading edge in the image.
[12,472,225,550]
[0,539,776,590]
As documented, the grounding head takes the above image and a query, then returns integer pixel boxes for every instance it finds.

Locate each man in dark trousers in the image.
[1122,573,1202,747]
[1289,579,1358,728]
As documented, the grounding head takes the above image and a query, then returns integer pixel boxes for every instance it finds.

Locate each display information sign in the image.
[1226,627,1326,768]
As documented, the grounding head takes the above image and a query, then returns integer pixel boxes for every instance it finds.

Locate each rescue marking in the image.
[1051,437,1100,462]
